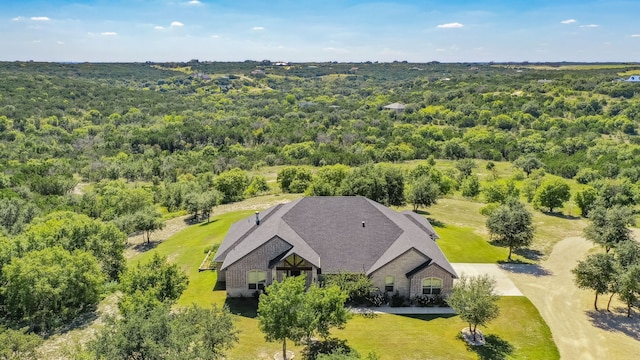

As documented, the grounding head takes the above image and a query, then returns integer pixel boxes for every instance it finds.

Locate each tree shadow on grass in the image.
[541,211,581,221]
[224,297,259,318]
[488,242,545,263]
[586,309,640,340]
[514,248,545,261]
[198,218,219,227]
[42,305,100,339]
[498,263,552,277]
[465,334,514,360]
[130,240,159,253]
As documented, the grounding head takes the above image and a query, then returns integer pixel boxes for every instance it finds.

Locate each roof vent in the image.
[362,221,365,228]
[255,211,260,226]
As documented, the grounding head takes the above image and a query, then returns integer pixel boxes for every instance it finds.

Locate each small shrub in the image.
[412,294,448,307]
[322,273,376,305]
[390,291,406,307]
[479,203,500,216]
[433,294,448,307]
[412,295,431,307]
[203,243,220,254]
[365,291,387,307]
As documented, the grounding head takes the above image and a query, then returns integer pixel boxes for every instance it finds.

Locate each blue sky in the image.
[1,0,639,62]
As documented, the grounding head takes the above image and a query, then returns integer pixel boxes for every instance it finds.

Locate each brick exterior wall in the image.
[225,237,291,297]
[369,249,429,298]
[222,240,454,299]
[409,263,454,298]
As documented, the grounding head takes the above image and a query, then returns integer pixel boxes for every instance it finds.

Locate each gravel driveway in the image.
[503,237,640,359]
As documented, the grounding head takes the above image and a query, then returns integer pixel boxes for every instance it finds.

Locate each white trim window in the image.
[247,270,267,290]
[385,276,394,292]
[422,277,442,295]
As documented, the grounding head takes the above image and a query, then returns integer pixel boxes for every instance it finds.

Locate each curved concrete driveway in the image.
[451,263,523,296]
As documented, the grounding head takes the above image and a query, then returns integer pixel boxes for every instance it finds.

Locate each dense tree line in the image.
[1,60,640,353]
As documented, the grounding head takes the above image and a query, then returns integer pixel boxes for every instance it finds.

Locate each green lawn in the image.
[435,224,524,263]
[129,209,255,307]
[334,297,558,360]
[224,297,559,360]
[424,196,587,261]
[128,209,558,360]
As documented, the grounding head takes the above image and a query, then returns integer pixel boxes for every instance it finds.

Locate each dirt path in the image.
[505,237,640,359]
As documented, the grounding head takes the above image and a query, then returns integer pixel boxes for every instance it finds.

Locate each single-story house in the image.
[383,102,406,112]
[213,196,457,298]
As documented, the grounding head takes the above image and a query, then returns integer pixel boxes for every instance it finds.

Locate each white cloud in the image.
[435,48,446,52]
[101,32,117,36]
[187,0,201,5]
[30,16,50,21]
[57,41,64,45]
[632,34,640,38]
[437,22,463,29]
[324,47,349,53]
[170,21,184,27]
[580,24,599,28]
[12,16,25,21]
[154,26,165,30]
[252,26,264,31]
[561,19,577,24]
[211,34,220,38]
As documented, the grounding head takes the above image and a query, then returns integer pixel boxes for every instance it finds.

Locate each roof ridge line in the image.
[225,203,286,254]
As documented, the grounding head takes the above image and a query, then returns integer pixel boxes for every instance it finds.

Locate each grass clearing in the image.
[333,297,557,360]
[425,196,587,261]
[419,199,521,262]
[436,224,522,263]
[129,209,255,307]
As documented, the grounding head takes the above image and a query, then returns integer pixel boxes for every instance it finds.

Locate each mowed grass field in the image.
[128,204,559,360]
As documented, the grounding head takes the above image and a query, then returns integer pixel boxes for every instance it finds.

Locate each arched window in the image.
[247,270,267,290]
[422,277,442,295]
[385,276,394,292]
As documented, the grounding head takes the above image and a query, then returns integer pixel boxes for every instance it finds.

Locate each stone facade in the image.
[369,249,429,298]
[409,263,455,298]
[224,237,291,297]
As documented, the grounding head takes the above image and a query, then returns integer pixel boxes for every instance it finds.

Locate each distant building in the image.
[193,73,211,80]
[383,102,406,112]
[298,101,317,108]
[537,79,553,84]
[625,75,640,82]
[251,69,266,76]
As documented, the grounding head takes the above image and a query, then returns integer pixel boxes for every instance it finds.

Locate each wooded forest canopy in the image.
[1,60,640,344]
